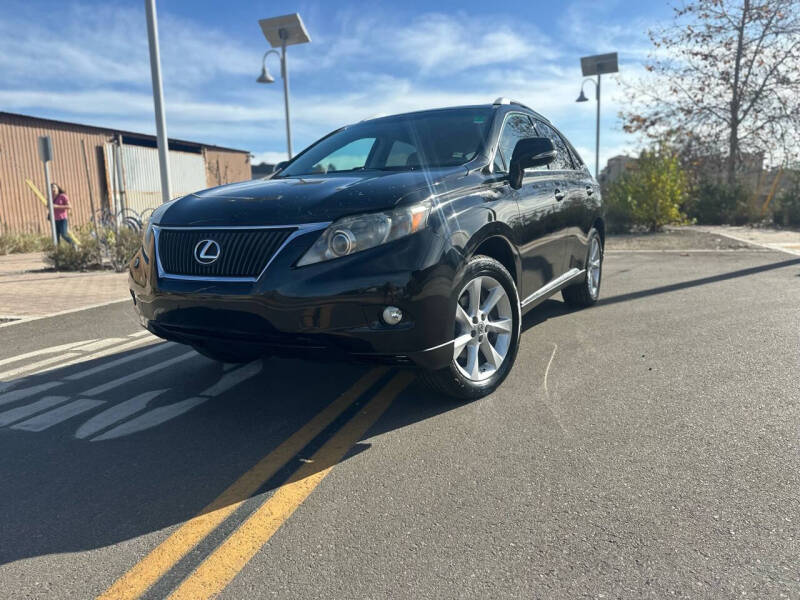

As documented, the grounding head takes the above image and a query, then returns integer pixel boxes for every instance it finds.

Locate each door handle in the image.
[586,186,594,196]
[554,189,565,201]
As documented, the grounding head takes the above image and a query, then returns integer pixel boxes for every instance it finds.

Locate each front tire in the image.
[420,255,521,401]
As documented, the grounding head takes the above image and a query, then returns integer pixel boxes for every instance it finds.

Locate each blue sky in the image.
[0,0,674,174]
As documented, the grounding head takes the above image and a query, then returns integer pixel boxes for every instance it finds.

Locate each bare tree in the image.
[622,0,800,184]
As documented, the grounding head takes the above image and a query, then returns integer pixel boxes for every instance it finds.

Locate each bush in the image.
[773,175,800,227]
[605,148,689,232]
[42,223,142,272]
[0,232,50,255]
[44,226,102,271]
[105,227,142,272]
[685,182,756,225]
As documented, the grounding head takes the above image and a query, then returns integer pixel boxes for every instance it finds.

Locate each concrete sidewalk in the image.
[691,225,800,256]
[0,252,128,322]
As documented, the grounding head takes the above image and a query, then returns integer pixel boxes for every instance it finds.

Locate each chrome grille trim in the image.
[153,222,330,282]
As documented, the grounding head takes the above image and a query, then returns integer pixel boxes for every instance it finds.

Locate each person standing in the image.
[51,183,77,247]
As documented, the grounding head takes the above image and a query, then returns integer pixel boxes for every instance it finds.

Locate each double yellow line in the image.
[99,368,414,600]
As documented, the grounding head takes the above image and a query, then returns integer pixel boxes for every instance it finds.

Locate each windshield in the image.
[278,108,494,177]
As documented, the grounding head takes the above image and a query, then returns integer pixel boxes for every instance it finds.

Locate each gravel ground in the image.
[606,227,758,252]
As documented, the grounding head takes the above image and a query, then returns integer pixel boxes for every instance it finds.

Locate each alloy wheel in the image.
[587,237,601,299]
[453,275,513,381]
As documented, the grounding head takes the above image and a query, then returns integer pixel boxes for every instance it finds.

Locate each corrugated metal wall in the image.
[0,114,109,234]
[205,148,253,188]
[0,113,252,235]
[105,144,208,216]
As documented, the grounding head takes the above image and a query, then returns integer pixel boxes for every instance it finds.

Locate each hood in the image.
[156,167,466,227]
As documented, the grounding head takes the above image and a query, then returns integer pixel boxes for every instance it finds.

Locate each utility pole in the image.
[38,136,57,245]
[145,0,172,203]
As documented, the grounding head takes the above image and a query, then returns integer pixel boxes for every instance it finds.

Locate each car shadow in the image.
[0,343,457,568]
[598,256,800,306]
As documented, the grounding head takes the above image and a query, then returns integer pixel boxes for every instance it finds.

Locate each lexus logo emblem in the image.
[193,239,221,264]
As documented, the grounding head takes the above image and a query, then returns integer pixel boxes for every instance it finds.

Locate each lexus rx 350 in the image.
[129,98,604,400]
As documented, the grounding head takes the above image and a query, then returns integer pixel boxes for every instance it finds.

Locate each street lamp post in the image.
[144,0,172,203]
[257,13,311,160]
[576,52,619,179]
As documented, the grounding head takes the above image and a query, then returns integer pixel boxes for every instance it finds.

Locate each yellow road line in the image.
[98,367,388,600]
[167,371,415,600]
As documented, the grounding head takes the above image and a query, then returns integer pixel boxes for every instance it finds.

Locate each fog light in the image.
[382,306,403,325]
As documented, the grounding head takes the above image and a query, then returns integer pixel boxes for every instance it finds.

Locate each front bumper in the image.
[129,227,457,370]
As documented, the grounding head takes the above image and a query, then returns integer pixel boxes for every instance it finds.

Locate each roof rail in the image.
[492,97,550,123]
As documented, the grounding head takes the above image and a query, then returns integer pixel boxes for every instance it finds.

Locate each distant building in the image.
[598,155,636,187]
[0,112,252,234]
[251,162,276,178]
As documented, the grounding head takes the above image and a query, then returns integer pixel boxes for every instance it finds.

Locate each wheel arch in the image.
[467,228,520,286]
[592,216,606,247]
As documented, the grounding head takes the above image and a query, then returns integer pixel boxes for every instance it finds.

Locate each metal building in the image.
[0,112,252,234]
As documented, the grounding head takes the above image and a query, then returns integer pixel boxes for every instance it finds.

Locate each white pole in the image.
[145,0,172,203]
[280,38,293,158]
[44,162,56,245]
[595,72,601,179]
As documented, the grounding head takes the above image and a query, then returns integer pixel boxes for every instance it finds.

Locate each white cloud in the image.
[0,1,653,167]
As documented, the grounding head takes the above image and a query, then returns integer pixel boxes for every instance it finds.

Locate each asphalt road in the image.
[0,247,798,599]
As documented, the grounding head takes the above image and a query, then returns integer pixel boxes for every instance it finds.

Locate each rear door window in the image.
[534,122,574,171]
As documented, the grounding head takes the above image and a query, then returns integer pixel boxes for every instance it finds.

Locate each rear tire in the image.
[192,343,264,364]
[562,229,603,308]
[420,255,521,401]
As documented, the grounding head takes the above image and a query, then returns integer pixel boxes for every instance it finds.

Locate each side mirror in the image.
[508,137,555,189]
[512,137,555,170]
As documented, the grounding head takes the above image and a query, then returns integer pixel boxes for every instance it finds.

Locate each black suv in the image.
[129,98,603,400]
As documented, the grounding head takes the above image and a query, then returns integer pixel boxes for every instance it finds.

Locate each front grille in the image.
[157,228,295,278]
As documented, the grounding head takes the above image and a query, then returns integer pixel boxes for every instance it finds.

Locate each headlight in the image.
[142,222,155,260]
[142,199,176,260]
[297,202,431,266]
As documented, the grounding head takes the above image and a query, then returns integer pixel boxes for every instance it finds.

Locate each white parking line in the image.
[50,338,164,377]
[0,396,71,427]
[82,351,196,396]
[71,338,128,353]
[128,330,153,339]
[0,340,95,369]
[197,360,263,396]
[0,352,81,382]
[12,398,105,432]
[92,397,205,441]
[66,342,175,381]
[89,362,263,441]
[75,389,168,439]
[0,382,62,407]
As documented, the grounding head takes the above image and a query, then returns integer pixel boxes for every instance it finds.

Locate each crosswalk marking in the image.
[83,351,196,396]
[70,338,127,353]
[93,397,207,441]
[75,389,168,440]
[50,337,162,378]
[0,335,270,442]
[66,342,174,382]
[0,339,95,369]
[0,352,81,382]
[128,330,153,339]
[11,398,105,432]
[0,381,62,407]
[0,395,70,427]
